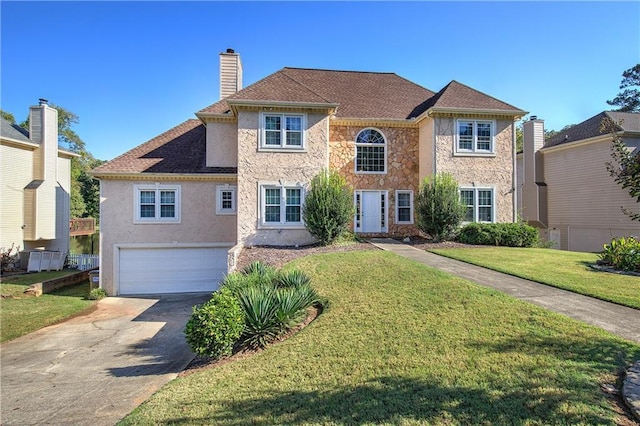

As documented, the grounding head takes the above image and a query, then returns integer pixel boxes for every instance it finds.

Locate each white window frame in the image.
[133,184,181,223]
[216,185,237,215]
[355,127,387,174]
[459,186,495,223]
[259,183,305,228]
[395,190,414,224]
[259,113,306,150]
[455,119,496,155]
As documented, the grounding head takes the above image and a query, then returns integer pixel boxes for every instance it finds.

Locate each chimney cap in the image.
[225,48,235,54]
[530,115,537,121]
[39,98,48,106]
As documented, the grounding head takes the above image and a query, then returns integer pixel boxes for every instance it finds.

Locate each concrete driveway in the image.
[1,293,210,426]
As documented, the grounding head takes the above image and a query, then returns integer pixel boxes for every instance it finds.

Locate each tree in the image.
[302,169,354,245]
[607,64,640,112]
[415,172,466,242]
[603,117,640,221]
[1,109,16,123]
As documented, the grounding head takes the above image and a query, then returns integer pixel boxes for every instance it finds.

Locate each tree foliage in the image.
[602,117,640,221]
[607,64,640,113]
[302,169,354,245]
[415,172,466,242]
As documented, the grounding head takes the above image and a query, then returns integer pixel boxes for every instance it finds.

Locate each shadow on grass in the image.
[162,375,614,425]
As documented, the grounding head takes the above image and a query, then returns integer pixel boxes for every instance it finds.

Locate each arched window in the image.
[355,128,386,173]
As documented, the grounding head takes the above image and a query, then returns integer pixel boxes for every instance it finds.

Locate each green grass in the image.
[120,251,639,425]
[431,247,640,309]
[1,270,95,342]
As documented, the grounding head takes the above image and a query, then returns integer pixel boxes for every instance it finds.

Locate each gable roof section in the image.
[199,67,438,120]
[418,80,525,116]
[544,111,640,148]
[93,119,236,175]
[1,117,32,144]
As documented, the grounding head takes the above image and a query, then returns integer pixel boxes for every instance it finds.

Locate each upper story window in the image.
[261,113,305,150]
[134,184,181,223]
[460,187,494,223]
[456,120,495,154]
[260,184,304,227]
[216,185,236,215]
[355,128,386,173]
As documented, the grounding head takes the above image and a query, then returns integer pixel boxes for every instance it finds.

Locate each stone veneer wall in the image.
[236,110,329,246]
[329,125,420,236]
[433,117,515,223]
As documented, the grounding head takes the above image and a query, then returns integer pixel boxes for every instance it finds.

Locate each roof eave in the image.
[226,99,339,112]
[91,171,238,181]
[426,107,527,119]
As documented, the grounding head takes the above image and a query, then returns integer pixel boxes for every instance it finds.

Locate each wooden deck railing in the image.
[69,218,96,236]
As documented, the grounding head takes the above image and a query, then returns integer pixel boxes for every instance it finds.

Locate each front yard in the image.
[121,250,639,425]
[430,247,640,309]
[0,270,95,342]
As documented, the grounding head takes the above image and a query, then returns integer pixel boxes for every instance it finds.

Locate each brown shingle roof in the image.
[544,111,640,148]
[425,80,524,113]
[93,119,236,175]
[199,67,438,119]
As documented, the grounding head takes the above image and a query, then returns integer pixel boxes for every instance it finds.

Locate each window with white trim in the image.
[134,184,181,223]
[355,128,386,173]
[261,113,305,149]
[216,185,236,215]
[260,184,304,226]
[456,120,495,153]
[395,190,413,224]
[459,187,494,223]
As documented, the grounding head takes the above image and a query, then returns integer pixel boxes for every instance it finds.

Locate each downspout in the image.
[512,120,517,223]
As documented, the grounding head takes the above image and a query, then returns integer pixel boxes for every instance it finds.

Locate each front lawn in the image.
[430,247,640,309]
[1,270,95,342]
[120,251,639,425]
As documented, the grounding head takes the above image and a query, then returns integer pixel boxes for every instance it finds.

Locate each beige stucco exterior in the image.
[432,117,516,223]
[236,109,330,246]
[206,121,238,168]
[541,137,639,252]
[99,178,237,294]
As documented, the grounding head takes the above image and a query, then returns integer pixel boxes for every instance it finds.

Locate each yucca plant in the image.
[275,269,312,288]
[242,261,276,277]
[236,284,282,349]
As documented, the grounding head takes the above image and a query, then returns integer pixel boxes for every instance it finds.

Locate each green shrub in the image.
[242,261,277,277]
[87,288,107,300]
[184,288,245,359]
[303,169,354,245]
[456,222,539,247]
[222,264,325,349]
[415,173,466,242]
[275,269,311,288]
[599,236,640,272]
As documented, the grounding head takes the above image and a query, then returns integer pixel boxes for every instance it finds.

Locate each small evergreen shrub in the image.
[87,288,107,300]
[456,222,539,247]
[184,288,245,359]
[275,269,311,288]
[303,169,354,245]
[599,236,640,272]
[415,173,466,242]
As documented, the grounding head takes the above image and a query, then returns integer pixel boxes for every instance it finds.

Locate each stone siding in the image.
[329,125,420,236]
[433,117,515,223]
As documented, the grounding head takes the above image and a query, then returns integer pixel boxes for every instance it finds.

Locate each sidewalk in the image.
[369,238,640,421]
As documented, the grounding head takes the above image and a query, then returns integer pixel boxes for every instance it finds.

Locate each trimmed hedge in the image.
[456,222,539,247]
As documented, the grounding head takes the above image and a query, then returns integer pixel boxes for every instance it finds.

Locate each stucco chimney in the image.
[219,48,242,99]
[521,117,547,227]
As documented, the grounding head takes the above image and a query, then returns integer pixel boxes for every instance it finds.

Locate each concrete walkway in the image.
[1,293,210,426]
[369,238,640,420]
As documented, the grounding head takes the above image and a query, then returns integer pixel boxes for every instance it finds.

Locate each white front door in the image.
[355,191,387,233]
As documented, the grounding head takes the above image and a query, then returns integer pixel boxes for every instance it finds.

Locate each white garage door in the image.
[119,247,228,295]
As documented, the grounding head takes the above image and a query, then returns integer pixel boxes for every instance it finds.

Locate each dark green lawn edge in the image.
[428,249,640,310]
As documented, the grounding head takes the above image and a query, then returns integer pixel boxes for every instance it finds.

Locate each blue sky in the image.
[2,1,638,161]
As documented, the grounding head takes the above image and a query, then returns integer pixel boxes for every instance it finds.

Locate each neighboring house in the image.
[93,49,525,295]
[0,100,76,258]
[517,112,640,252]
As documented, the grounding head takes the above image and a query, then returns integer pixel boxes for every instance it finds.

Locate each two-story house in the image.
[93,49,525,295]
[1,100,76,259]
